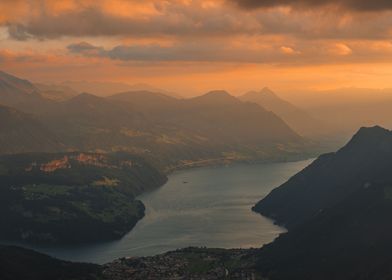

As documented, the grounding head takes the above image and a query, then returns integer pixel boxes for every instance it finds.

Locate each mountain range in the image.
[60,80,181,98]
[0,70,312,171]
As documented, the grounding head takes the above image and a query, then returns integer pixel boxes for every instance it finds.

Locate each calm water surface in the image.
[18,159,312,264]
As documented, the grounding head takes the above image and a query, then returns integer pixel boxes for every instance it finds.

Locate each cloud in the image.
[3,0,392,76]
[2,0,392,42]
[329,43,353,56]
[67,42,105,56]
[66,40,392,65]
[280,46,299,55]
[229,0,392,11]
[69,40,304,63]
[2,1,261,40]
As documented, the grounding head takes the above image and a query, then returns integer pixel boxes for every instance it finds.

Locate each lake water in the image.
[18,159,312,264]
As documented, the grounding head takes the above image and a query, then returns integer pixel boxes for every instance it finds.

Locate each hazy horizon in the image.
[6,68,392,101]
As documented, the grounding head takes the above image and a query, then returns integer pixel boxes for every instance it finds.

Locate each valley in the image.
[2,1,392,278]
[16,160,310,264]
[4,126,392,280]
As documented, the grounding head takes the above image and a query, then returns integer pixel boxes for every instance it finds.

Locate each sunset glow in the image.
[2,0,392,94]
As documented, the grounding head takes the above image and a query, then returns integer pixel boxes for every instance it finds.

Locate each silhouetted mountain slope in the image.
[0,71,61,115]
[111,90,302,145]
[0,105,63,154]
[254,125,392,229]
[256,180,392,280]
[0,70,40,106]
[241,88,325,137]
[0,246,101,280]
[0,71,36,94]
[251,126,392,279]
[180,90,302,144]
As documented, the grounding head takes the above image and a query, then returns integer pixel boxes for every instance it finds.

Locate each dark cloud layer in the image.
[230,0,392,11]
[3,1,392,42]
[3,4,260,40]
[66,40,392,66]
[68,41,296,63]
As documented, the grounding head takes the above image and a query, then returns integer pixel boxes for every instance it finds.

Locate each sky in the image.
[1,0,392,95]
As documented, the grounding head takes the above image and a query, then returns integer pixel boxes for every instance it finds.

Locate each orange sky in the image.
[1,0,392,95]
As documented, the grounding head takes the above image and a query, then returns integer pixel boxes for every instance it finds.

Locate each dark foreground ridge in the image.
[252,125,392,279]
[0,245,101,280]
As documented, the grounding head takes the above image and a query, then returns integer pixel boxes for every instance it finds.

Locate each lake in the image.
[19,159,313,264]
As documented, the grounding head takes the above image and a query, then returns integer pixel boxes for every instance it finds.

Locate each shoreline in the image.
[163,153,318,175]
[1,157,313,265]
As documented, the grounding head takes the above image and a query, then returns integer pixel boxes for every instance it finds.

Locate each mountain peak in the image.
[260,87,275,94]
[341,125,392,153]
[241,87,278,100]
[259,87,279,99]
[192,90,238,104]
[67,92,103,105]
[74,92,99,99]
[356,125,389,134]
[352,125,391,141]
[204,90,232,98]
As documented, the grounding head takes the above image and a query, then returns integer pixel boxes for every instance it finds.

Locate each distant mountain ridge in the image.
[0,71,311,171]
[3,70,310,168]
[0,71,36,95]
[0,70,39,106]
[240,87,325,137]
[61,80,181,98]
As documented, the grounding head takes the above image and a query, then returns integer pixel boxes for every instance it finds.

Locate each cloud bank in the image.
[229,0,392,11]
[1,0,392,41]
